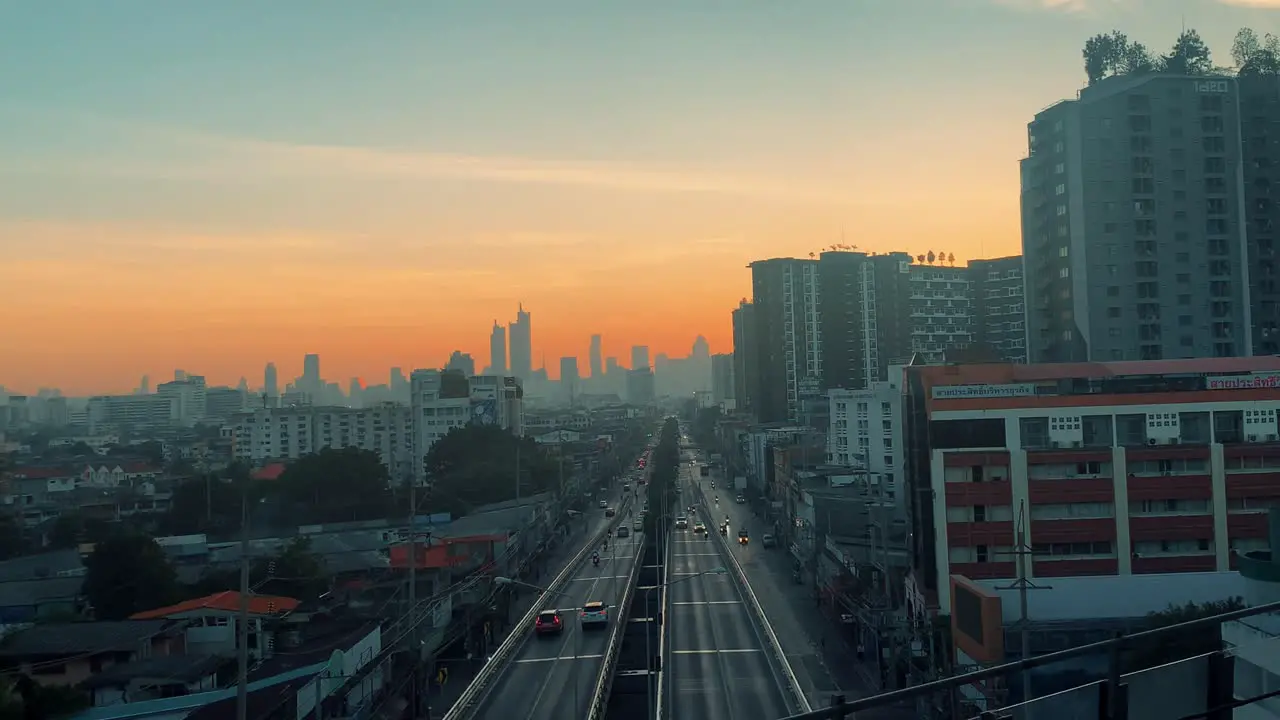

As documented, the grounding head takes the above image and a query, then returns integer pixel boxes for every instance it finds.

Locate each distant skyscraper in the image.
[606,357,619,375]
[631,345,650,371]
[509,304,532,380]
[138,375,150,395]
[446,350,476,377]
[692,336,710,359]
[174,369,187,382]
[589,334,603,378]
[303,354,320,384]
[264,363,278,397]
[489,321,508,374]
[559,356,580,405]
[731,301,756,415]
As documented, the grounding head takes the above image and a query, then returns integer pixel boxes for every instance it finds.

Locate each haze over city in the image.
[4,1,1272,395]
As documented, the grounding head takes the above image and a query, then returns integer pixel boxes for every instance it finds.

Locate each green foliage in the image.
[423,425,559,514]
[277,448,393,524]
[1233,28,1280,78]
[642,419,681,534]
[1084,27,1280,86]
[253,537,327,598]
[1125,597,1244,672]
[46,513,111,550]
[0,675,90,720]
[162,463,259,535]
[83,531,179,620]
[691,407,721,448]
[0,513,26,562]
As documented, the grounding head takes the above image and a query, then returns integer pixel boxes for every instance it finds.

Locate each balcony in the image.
[1126,474,1213,502]
[1027,478,1114,504]
[945,483,1013,507]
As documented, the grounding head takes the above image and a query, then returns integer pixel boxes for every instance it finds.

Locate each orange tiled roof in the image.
[130,591,299,620]
[251,463,286,481]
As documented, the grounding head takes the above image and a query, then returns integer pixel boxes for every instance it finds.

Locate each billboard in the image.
[950,575,1005,665]
[470,399,498,426]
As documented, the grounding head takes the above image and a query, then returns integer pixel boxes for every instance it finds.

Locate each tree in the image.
[2,675,89,719]
[1235,28,1280,77]
[915,254,925,264]
[276,448,393,524]
[1164,30,1213,75]
[253,537,326,599]
[83,532,179,620]
[163,471,246,535]
[926,250,936,265]
[947,252,956,265]
[0,513,26,562]
[47,512,110,550]
[1125,597,1244,672]
[423,425,559,515]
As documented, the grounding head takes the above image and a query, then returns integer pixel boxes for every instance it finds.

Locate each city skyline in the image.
[3,2,1273,394]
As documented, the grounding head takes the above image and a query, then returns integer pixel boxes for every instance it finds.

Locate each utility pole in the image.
[994,502,1050,716]
[236,492,250,720]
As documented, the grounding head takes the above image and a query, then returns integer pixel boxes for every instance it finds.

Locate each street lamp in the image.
[494,576,588,716]
[645,566,728,718]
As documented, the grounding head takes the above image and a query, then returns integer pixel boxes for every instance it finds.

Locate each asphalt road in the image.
[473,501,642,720]
[666,458,791,720]
[691,451,915,720]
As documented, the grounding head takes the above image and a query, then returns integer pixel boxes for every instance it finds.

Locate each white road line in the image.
[671,648,762,655]
[674,553,721,557]
[568,575,629,581]
[670,600,742,606]
[513,654,605,664]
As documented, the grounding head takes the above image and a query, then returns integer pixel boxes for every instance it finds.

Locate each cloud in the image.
[985,0,1126,13]
[5,109,855,205]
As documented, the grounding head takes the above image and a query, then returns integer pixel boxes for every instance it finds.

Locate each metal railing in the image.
[776,597,1280,720]
[697,487,812,715]
[442,495,632,720]
[585,521,649,720]
[656,513,673,720]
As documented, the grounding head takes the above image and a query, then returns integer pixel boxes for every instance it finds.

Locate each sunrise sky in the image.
[1,0,1276,395]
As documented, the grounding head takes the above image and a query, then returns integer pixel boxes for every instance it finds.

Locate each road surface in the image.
[472,510,642,720]
[665,457,791,720]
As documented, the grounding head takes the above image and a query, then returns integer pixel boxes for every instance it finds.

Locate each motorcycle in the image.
[593,555,600,567]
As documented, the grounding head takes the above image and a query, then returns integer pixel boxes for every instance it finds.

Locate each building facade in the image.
[509,304,532,381]
[489,321,508,375]
[1021,74,1251,363]
[827,374,906,504]
[967,256,1028,363]
[909,357,1280,615]
[750,258,822,424]
[711,353,735,410]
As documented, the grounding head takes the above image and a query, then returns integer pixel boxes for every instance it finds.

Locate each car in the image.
[738,528,750,545]
[605,507,616,517]
[633,519,643,531]
[675,516,689,529]
[623,484,631,492]
[693,523,707,534]
[535,610,564,636]
[762,533,777,548]
[735,495,746,504]
[617,526,630,538]
[598,500,608,509]
[581,601,608,629]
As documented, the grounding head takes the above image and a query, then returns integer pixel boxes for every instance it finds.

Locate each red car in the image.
[534,610,563,636]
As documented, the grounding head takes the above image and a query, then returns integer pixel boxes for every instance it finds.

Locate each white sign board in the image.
[931,383,1037,400]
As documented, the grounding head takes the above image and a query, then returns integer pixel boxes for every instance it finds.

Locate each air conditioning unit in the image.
[1051,440,1063,449]
[1268,434,1278,442]
[1071,440,1082,448]
[1148,438,1158,446]
[1249,434,1261,443]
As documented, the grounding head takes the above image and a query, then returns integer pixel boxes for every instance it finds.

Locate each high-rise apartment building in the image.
[711,353,735,409]
[1240,74,1280,354]
[968,255,1028,363]
[631,346,650,372]
[731,300,756,416]
[559,357,580,405]
[509,304,533,380]
[303,354,320,385]
[589,334,603,378]
[1022,74,1251,363]
[749,258,821,424]
[489,321,508,374]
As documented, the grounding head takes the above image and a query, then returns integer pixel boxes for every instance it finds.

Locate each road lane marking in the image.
[569,575,629,581]
[671,648,762,655]
[670,600,742,606]
[514,654,605,664]
[674,553,721,557]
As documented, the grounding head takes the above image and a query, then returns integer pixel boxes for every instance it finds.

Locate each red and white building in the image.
[907,357,1280,616]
